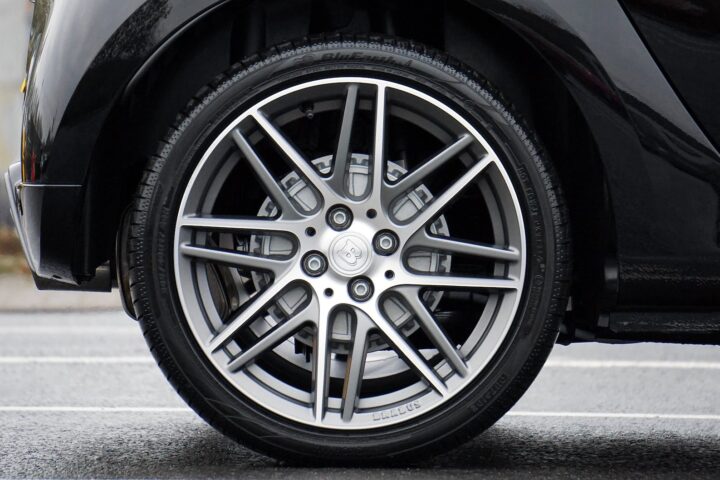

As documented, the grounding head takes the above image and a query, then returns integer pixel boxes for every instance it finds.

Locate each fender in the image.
[19,0,228,282]
[474,0,720,306]
[23,0,228,185]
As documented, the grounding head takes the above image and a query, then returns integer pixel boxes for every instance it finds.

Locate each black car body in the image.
[8,0,720,345]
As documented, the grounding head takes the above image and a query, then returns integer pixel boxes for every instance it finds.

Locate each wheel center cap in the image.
[328,233,372,276]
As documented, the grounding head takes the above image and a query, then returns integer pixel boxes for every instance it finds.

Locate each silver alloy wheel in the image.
[174,77,526,429]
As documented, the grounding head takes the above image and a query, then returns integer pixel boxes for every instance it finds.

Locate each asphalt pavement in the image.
[1,309,719,479]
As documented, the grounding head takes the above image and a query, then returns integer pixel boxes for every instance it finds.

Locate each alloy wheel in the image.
[173,77,526,429]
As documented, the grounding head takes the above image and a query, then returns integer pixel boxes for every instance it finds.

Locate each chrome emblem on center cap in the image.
[329,234,372,275]
[337,239,363,266]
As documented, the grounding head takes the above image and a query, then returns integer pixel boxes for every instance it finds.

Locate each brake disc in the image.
[235,154,451,355]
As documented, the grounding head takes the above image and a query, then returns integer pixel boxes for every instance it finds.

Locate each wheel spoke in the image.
[180,244,293,274]
[400,155,495,235]
[363,305,447,396]
[403,272,519,291]
[409,230,520,262]
[179,215,304,237]
[226,298,316,372]
[209,275,295,352]
[341,314,370,422]
[383,134,474,206]
[329,84,359,196]
[370,84,387,199]
[312,302,332,423]
[252,110,336,202]
[231,129,304,220]
[395,287,468,377]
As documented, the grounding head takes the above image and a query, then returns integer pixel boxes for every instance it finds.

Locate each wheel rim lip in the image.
[173,76,528,430]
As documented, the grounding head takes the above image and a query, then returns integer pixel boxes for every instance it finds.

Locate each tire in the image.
[128,36,570,463]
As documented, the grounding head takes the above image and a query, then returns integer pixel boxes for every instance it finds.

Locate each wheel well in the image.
[95,0,609,326]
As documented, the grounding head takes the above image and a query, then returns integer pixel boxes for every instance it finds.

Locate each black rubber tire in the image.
[128,36,571,463]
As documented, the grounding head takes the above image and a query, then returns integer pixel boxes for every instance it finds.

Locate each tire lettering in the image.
[373,400,422,421]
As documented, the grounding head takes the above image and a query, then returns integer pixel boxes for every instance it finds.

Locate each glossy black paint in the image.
[472,0,720,307]
[624,0,720,150]
[16,0,720,339]
[23,0,229,184]
[20,0,228,280]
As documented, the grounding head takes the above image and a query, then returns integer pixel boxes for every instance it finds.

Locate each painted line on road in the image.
[0,356,152,364]
[545,360,720,369]
[0,406,718,422]
[0,406,188,413]
[506,411,720,421]
[2,357,720,369]
[0,326,138,335]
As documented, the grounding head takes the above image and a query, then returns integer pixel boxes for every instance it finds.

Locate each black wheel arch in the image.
[95,0,608,329]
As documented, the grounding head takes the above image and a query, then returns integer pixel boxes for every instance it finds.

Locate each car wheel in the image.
[128,36,570,462]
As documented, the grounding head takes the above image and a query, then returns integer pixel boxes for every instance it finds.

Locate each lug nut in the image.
[327,206,353,231]
[302,252,327,277]
[373,230,399,256]
[349,277,374,302]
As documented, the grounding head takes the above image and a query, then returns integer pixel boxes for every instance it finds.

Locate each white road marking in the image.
[0,406,187,413]
[3,357,720,368]
[0,356,152,364]
[545,360,720,369]
[0,356,719,371]
[0,407,718,421]
[507,411,720,421]
[0,326,138,335]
